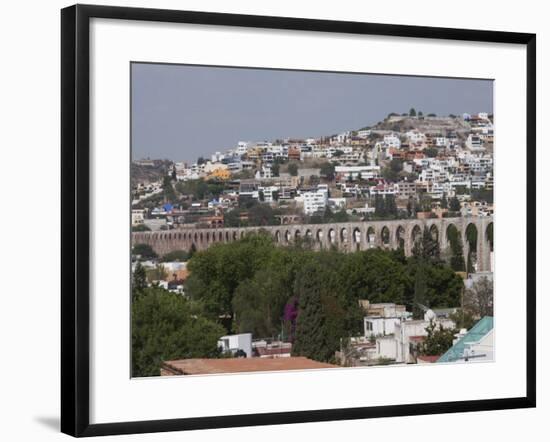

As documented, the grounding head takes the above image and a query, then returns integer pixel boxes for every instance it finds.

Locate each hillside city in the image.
[131,109,495,377]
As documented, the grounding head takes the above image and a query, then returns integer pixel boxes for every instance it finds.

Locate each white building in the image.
[328,197,346,211]
[211,151,224,163]
[300,188,328,215]
[132,209,145,226]
[477,112,489,120]
[363,303,411,339]
[218,333,253,358]
[406,130,426,144]
[466,133,485,151]
[335,165,380,181]
[258,185,280,203]
[434,137,449,148]
[334,131,351,143]
[384,133,401,149]
[236,141,250,156]
[357,129,371,139]
[255,165,273,180]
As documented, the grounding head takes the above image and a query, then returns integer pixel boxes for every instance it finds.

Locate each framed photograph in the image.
[61,4,536,437]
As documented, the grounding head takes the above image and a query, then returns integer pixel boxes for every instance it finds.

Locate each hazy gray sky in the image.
[131,63,493,162]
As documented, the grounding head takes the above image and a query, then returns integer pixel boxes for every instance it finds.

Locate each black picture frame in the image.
[61,4,536,437]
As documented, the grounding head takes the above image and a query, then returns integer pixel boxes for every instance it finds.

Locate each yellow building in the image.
[208,167,231,180]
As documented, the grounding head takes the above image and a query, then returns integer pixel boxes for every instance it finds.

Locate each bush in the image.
[132,224,151,232]
[132,243,157,259]
[160,250,190,262]
[132,287,225,376]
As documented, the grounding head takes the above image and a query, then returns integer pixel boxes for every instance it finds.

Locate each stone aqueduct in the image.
[132,216,494,272]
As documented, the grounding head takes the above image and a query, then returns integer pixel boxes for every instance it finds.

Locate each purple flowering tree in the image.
[283,297,299,342]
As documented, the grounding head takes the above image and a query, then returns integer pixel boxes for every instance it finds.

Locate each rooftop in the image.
[417,355,440,363]
[162,357,338,375]
[438,316,494,363]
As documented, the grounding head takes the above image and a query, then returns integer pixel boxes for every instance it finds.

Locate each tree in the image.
[232,268,290,337]
[421,263,464,308]
[449,309,476,330]
[186,233,277,322]
[382,166,399,182]
[309,175,320,186]
[418,320,456,356]
[471,188,494,204]
[406,198,415,218]
[374,194,386,217]
[271,160,280,177]
[162,175,176,202]
[248,202,279,226]
[288,162,299,176]
[390,158,403,173]
[182,232,464,359]
[132,261,147,298]
[412,226,440,262]
[441,194,448,209]
[258,190,265,202]
[424,147,438,158]
[331,209,349,223]
[385,194,398,218]
[132,287,225,376]
[320,162,336,181]
[409,108,417,117]
[292,261,335,362]
[464,277,493,318]
[160,250,190,262]
[132,243,157,260]
[188,243,197,258]
[171,164,177,181]
[465,224,478,274]
[447,225,466,272]
[132,224,151,232]
[413,262,428,318]
[449,196,461,212]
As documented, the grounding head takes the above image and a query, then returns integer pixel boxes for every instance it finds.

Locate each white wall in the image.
[0,0,547,441]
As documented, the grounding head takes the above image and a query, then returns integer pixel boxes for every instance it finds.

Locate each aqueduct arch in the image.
[132,216,493,272]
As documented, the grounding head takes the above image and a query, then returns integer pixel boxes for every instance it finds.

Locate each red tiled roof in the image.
[162,357,337,375]
[417,355,440,363]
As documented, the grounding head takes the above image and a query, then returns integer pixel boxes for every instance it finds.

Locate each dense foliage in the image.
[132,243,157,260]
[160,249,190,262]
[132,224,151,232]
[185,232,464,362]
[132,287,225,377]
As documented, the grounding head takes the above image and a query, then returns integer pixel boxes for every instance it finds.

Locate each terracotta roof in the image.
[162,357,338,375]
[417,355,440,363]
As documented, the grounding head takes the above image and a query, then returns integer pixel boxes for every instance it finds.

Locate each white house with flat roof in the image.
[297,187,328,215]
[218,333,252,358]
